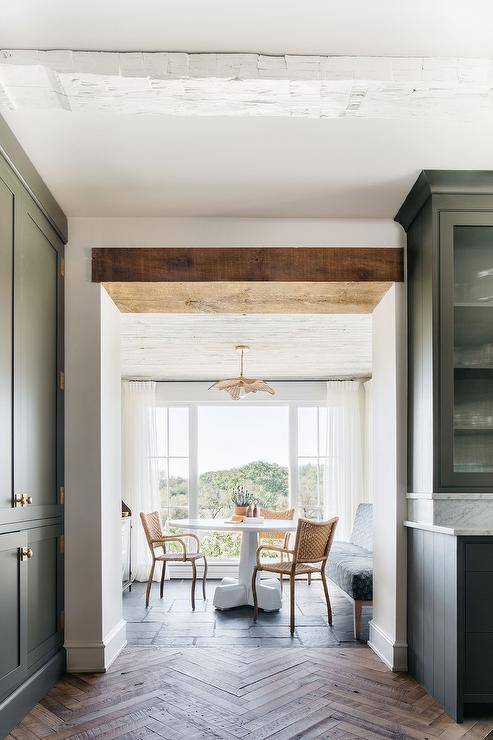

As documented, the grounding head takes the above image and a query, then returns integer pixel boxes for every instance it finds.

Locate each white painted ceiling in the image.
[4,113,493,218]
[1,1,491,57]
[120,313,372,381]
[1,1,493,218]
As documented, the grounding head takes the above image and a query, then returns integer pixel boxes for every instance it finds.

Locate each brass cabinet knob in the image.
[20,547,33,561]
[14,493,33,507]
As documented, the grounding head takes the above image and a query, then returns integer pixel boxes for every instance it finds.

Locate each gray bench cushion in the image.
[350,502,373,552]
[327,541,373,601]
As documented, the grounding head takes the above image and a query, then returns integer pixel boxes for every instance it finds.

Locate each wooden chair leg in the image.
[320,570,332,625]
[307,572,312,585]
[160,560,166,599]
[191,560,197,611]
[289,573,296,635]
[252,567,259,623]
[202,556,208,600]
[353,601,362,640]
[145,561,155,608]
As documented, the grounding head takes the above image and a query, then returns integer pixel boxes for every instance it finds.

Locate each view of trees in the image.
[198,460,289,517]
[162,459,321,558]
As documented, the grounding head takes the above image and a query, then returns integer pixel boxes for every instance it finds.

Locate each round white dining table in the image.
[167,518,298,611]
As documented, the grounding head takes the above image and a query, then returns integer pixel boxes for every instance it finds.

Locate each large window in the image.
[197,406,289,559]
[152,399,328,560]
[153,406,190,521]
[297,406,328,519]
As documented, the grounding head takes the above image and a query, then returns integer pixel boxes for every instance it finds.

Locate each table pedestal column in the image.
[212,529,282,611]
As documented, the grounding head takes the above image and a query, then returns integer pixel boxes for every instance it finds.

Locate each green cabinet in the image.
[397,171,493,493]
[0,532,27,702]
[0,175,13,511]
[27,524,63,670]
[0,128,66,736]
[14,201,61,514]
[440,213,493,489]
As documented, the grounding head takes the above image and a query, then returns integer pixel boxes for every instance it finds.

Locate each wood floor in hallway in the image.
[9,646,493,739]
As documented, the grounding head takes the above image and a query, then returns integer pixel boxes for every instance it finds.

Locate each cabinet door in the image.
[27,524,63,668]
[440,212,493,490]
[0,531,27,701]
[0,175,13,511]
[13,199,61,515]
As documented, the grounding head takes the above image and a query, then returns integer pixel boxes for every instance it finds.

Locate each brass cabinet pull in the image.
[20,547,33,561]
[14,493,33,507]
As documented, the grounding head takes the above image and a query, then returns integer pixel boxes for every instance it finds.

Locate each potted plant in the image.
[231,484,252,516]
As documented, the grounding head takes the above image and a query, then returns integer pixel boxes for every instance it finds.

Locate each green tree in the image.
[198,460,289,518]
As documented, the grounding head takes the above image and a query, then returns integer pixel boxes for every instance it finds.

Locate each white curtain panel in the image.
[122,380,161,582]
[324,380,367,540]
[363,379,374,503]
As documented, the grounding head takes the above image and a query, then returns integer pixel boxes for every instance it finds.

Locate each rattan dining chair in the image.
[259,507,295,591]
[140,511,208,609]
[252,516,338,635]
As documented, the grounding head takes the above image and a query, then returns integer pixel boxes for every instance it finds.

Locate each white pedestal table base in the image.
[212,526,282,611]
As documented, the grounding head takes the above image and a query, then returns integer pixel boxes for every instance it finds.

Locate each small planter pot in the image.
[234,506,249,516]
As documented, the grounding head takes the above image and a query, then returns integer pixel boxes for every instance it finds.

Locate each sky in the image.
[198,406,289,473]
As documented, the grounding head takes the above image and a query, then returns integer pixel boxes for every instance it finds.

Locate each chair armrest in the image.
[151,536,187,560]
[256,545,293,567]
[175,532,201,550]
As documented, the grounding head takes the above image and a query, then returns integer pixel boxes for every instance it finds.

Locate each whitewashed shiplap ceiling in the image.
[121,313,371,381]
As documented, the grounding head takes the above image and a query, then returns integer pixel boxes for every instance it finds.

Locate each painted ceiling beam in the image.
[1,50,492,119]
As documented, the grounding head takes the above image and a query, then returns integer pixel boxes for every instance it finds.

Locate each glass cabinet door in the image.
[440,212,493,488]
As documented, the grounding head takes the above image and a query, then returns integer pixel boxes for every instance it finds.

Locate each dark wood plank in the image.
[92,247,404,283]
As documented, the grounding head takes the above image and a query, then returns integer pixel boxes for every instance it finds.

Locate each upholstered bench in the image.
[327,503,373,640]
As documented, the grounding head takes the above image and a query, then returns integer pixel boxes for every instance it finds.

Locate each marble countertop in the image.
[404,520,493,536]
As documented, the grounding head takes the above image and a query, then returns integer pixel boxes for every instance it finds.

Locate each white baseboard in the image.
[368,620,407,672]
[65,619,127,673]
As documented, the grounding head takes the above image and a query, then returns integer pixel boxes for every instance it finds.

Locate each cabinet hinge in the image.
[60,256,65,277]
[59,371,65,390]
[60,486,65,505]
[59,535,64,554]
[59,610,64,630]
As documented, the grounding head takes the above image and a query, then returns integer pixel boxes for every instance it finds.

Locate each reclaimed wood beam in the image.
[1,51,492,119]
[92,247,403,283]
[104,281,392,314]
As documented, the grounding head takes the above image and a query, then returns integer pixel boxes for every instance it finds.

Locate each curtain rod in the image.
[122,377,371,383]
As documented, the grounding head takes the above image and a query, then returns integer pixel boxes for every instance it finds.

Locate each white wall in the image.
[100,289,125,653]
[368,283,407,671]
[65,246,125,670]
[69,216,403,248]
[65,215,403,671]
[156,381,328,403]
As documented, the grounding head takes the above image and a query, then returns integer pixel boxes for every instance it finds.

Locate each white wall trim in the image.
[368,620,407,672]
[65,619,127,674]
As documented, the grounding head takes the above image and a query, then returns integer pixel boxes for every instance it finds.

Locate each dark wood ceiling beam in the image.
[92,247,403,283]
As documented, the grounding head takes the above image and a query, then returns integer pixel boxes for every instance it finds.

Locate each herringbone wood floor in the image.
[10,647,493,739]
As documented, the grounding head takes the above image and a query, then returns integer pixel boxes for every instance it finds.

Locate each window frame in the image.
[154,399,327,524]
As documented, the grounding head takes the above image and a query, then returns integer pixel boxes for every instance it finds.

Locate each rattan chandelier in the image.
[208,345,276,401]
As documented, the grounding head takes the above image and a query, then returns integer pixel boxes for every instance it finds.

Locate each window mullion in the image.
[189,404,198,518]
[289,403,299,513]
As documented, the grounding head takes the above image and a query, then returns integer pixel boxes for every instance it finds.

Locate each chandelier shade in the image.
[208,346,276,400]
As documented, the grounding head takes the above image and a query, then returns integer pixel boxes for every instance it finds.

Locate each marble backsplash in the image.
[407,494,493,529]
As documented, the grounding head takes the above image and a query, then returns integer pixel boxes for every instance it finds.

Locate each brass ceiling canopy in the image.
[208,345,276,401]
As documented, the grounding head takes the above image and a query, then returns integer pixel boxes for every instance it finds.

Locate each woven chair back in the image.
[140,511,164,552]
[259,507,295,542]
[293,517,338,563]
